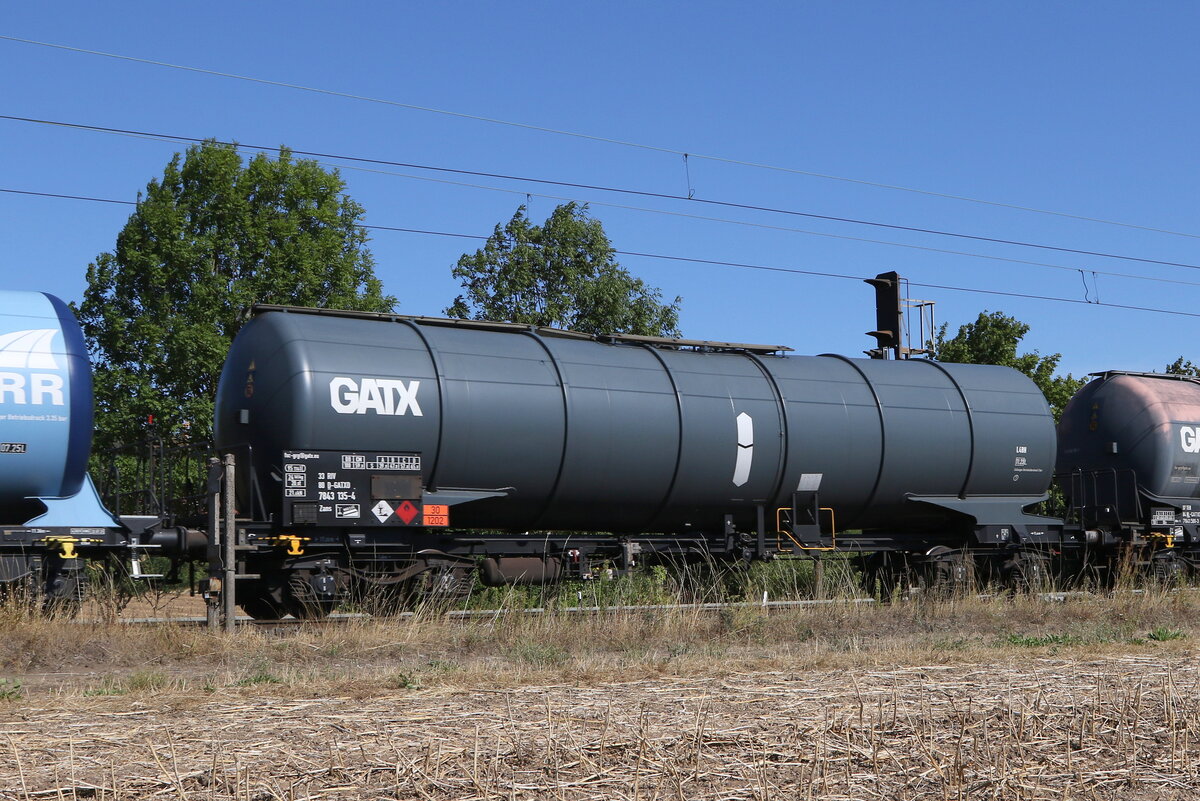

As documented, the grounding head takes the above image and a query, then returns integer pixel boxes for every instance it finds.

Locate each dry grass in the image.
[4,587,1197,689]
[2,590,1200,798]
[4,655,1200,799]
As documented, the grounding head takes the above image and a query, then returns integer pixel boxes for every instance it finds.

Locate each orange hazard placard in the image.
[423,504,450,527]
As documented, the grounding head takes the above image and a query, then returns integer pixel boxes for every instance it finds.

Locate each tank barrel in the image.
[215,308,1055,536]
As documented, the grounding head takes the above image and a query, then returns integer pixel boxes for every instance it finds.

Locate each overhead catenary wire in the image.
[6,136,1168,282]
[7,182,1200,290]
[7,185,1200,321]
[230,155,1200,289]
[454,184,1200,285]
[369,227,1200,320]
[0,188,135,206]
[3,113,1200,274]
[3,33,1197,243]
[30,131,1166,286]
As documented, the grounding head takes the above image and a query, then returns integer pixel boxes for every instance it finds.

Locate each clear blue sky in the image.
[3,2,1197,378]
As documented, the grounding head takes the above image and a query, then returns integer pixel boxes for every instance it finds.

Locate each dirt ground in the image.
[4,651,1200,800]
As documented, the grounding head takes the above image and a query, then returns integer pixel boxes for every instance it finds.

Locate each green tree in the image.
[77,140,394,449]
[446,202,681,336]
[930,311,1084,420]
[1165,357,1200,376]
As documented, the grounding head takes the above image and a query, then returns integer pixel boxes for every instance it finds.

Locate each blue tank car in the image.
[0,291,137,607]
[0,291,97,523]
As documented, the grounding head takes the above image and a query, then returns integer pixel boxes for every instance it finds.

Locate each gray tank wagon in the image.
[1057,371,1200,578]
[212,305,1059,616]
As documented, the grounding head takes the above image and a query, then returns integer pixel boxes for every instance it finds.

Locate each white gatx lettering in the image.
[360,379,387,415]
[0,372,65,406]
[1182,426,1200,454]
[329,377,357,413]
[329,377,423,416]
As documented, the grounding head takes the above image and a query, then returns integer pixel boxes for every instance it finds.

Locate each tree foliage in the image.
[446,202,681,336]
[930,310,1085,420]
[1165,357,1200,376]
[77,140,394,448]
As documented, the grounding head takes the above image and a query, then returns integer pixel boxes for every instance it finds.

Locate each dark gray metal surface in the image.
[215,309,1055,534]
[1059,371,1200,503]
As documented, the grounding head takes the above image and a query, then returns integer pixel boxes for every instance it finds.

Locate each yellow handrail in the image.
[775,507,838,551]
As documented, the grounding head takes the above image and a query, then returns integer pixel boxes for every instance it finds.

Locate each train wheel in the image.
[285,570,337,619]
[857,554,884,597]
[287,598,335,619]
[1060,556,1105,591]
[348,559,419,615]
[858,552,914,601]
[1002,551,1052,594]
[1150,553,1185,586]
[372,585,412,616]
[42,556,85,618]
[924,548,972,597]
[240,593,288,621]
[410,565,474,606]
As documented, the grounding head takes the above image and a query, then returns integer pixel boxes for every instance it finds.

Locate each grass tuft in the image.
[1149,626,1185,641]
[507,639,569,667]
[1005,633,1084,647]
[235,670,283,686]
[0,677,22,700]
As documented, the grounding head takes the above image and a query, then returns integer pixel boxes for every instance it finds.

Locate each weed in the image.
[621,643,653,661]
[83,681,125,697]
[792,625,816,642]
[0,678,22,700]
[718,605,768,640]
[236,670,283,687]
[508,640,568,667]
[1149,626,1185,641]
[126,669,169,692]
[667,642,692,659]
[387,672,421,690]
[932,638,971,651]
[1005,633,1083,647]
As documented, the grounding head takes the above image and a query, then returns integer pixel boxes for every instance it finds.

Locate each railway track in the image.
[104,597,883,628]
[89,593,1105,629]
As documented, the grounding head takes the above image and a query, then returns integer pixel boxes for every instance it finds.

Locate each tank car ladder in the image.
[774,485,838,552]
[204,454,258,631]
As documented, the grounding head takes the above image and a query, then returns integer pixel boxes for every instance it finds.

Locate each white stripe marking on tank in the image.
[733,412,753,487]
[0,329,59,369]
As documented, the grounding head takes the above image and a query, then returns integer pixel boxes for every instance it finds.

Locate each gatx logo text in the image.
[1181,426,1200,454]
[329,377,423,416]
